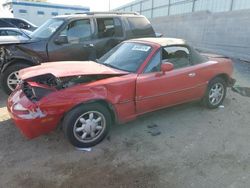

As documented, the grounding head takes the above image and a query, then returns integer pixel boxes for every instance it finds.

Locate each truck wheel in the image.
[0,64,30,95]
[63,103,111,148]
[203,77,227,109]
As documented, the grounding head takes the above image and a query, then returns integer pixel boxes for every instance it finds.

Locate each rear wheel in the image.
[203,77,227,109]
[0,63,30,95]
[62,103,111,148]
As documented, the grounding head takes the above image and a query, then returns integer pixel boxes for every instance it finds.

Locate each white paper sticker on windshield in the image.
[132,45,151,52]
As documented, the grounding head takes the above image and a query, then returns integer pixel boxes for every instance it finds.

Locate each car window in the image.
[60,19,91,44]
[144,50,161,73]
[6,30,20,36]
[9,19,21,26]
[127,17,155,37]
[162,46,191,69]
[0,20,11,27]
[97,18,114,38]
[99,42,152,72]
[13,19,30,28]
[0,30,8,36]
[96,18,123,38]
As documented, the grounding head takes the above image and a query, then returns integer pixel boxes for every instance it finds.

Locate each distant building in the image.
[2,0,89,26]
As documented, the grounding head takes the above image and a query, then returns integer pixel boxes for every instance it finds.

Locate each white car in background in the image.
[0,27,32,36]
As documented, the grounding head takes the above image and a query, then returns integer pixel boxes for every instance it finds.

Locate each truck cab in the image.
[0,12,156,94]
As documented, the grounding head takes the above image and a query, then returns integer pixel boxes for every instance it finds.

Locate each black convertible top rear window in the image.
[189,46,208,65]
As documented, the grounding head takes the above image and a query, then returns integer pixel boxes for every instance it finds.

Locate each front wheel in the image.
[203,77,227,109]
[62,103,111,148]
[0,64,30,95]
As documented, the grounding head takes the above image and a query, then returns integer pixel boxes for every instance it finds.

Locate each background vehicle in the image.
[0,18,37,31]
[7,38,235,148]
[0,27,32,38]
[0,12,156,94]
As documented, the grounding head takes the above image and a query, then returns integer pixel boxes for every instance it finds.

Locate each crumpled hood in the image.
[19,61,129,80]
[0,36,30,45]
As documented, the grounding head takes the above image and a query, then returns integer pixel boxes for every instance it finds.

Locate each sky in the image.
[0,0,134,16]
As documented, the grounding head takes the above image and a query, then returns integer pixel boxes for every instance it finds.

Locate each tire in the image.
[0,63,30,95]
[62,103,111,148]
[203,77,227,109]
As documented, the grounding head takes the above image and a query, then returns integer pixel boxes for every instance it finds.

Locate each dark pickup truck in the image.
[0,12,156,94]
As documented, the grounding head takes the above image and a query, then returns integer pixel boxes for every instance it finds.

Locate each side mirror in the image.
[54,35,68,45]
[161,62,174,73]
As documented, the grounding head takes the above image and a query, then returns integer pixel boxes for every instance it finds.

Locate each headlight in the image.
[13,103,46,119]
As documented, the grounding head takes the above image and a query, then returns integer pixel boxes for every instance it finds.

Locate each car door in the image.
[47,18,95,61]
[91,17,125,58]
[136,46,206,114]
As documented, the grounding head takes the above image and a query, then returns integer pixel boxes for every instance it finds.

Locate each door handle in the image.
[188,72,196,77]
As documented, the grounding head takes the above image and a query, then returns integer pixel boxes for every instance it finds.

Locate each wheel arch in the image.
[211,73,230,86]
[61,99,118,126]
[1,58,35,73]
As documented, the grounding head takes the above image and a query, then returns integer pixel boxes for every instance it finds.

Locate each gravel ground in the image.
[0,60,250,188]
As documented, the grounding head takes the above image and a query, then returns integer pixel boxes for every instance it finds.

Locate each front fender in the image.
[0,42,46,72]
[38,85,110,114]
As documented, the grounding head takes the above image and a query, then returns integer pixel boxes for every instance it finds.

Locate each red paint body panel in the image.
[37,74,138,123]
[7,39,234,140]
[136,64,208,113]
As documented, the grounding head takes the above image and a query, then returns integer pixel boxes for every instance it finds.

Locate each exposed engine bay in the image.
[22,73,118,101]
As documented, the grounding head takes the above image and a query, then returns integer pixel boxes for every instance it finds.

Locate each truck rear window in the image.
[127,17,155,37]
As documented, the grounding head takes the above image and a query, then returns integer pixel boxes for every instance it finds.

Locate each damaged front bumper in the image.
[7,88,61,139]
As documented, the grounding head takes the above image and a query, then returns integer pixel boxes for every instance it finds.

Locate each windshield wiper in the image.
[102,63,118,69]
[102,63,129,72]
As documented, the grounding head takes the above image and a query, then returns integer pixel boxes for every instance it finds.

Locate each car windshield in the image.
[30,18,63,39]
[98,42,152,72]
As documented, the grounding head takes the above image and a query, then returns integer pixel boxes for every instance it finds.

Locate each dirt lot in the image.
[0,59,250,188]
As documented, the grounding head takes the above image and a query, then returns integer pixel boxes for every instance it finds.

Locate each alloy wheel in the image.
[208,83,224,106]
[7,71,21,91]
[73,111,106,143]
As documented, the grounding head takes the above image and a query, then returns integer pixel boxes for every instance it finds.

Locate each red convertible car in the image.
[7,38,235,147]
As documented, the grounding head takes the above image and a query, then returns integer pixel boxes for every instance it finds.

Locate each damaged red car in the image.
[7,38,235,147]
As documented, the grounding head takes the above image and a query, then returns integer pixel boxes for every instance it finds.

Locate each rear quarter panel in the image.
[194,57,233,86]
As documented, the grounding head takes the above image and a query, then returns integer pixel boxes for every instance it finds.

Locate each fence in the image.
[150,10,250,61]
[115,0,250,18]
